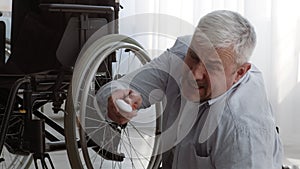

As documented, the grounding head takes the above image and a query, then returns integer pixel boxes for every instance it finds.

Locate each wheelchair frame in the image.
[0,1,120,168]
[0,1,163,168]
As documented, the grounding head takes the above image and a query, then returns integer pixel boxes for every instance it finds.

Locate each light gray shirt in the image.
[97,35,283,169]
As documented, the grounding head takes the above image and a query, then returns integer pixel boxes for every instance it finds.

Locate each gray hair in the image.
[194,10,256,65]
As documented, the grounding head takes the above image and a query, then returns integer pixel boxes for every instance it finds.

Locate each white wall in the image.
[0,0,11,39]
[0,0,11,11]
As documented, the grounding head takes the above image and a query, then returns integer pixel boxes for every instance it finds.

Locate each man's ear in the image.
[234,63,251,83]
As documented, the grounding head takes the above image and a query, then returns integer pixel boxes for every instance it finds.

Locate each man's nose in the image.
[191,63,207,80]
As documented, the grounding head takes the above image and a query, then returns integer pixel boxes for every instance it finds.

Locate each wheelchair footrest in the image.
[93,146,125,162]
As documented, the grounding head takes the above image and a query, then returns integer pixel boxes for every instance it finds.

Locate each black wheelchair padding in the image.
[9,12,63,74]
[1,0,118,74]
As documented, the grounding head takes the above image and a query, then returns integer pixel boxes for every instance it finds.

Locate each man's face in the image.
[181,41,239,102]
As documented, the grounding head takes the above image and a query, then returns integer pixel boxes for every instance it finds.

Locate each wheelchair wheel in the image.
[0,90,32,169]
[65,34,162,169]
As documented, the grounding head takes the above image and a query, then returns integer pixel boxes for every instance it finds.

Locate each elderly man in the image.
[97,10,283,168]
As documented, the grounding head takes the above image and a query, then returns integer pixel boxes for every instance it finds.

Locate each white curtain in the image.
[0,0,11,39]
[119,0,300,166]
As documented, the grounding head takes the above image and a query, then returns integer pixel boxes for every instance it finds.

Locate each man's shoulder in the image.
[174,35,193,46]
[223,65,275,129]
[168,35,192,58]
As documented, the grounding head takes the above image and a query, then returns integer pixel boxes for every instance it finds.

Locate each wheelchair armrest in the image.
[39,3,115,18]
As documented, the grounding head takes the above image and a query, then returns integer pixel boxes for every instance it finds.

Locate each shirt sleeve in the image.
[96,35,192,111]
[95,46,173,114]
[128,35,191,107]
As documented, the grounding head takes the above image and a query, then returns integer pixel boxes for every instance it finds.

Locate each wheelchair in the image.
[0,0,162,168]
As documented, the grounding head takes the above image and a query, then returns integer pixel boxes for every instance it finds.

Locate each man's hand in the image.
[107,89,142,125]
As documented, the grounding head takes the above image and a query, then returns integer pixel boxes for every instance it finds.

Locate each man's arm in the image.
[96,35,191,124]
[95,49,173,124]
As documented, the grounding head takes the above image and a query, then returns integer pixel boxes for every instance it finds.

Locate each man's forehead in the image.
[189,37,234,65]
[189,41,221,62]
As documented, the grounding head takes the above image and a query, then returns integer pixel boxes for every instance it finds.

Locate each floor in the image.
[284,145,300,169]
[19,146,299,168]
[26,147,300,169]
[28,151,71,169]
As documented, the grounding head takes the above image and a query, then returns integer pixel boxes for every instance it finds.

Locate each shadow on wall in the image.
[278,82,300,148]
[277,17,300,149]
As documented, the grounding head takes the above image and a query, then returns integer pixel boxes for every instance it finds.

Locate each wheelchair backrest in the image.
[6,0,118,74]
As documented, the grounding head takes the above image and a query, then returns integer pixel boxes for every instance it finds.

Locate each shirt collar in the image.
[207,68,250,106]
